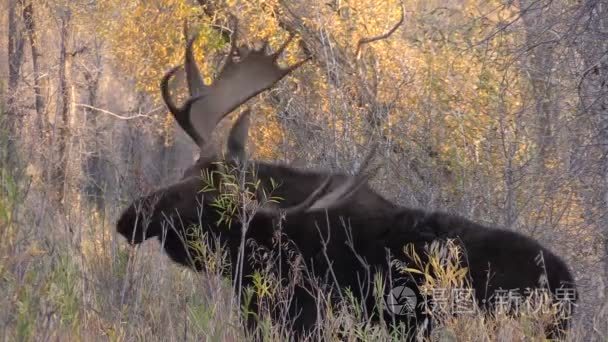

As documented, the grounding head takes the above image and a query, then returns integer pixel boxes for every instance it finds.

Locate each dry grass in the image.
[0,131,606,342]
[1,167,606,342]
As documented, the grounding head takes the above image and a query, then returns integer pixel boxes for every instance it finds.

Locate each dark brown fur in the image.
[117,156,576,339]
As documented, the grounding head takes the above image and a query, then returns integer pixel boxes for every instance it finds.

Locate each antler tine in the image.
[160,66,182,116]
[160,66,205,147]
[281,176,333,216]
[306,141,379,211]
[185,30,207,97]
[272,32,295,61]
[307,163,380,212]
[256,176,333,217]
[226,108,252,163]
[259,141,379,217]
[285,56,312,73]
[219,14,240,72]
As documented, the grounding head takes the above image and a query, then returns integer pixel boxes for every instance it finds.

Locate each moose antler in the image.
[161,66,206,145]
[183,20,207,97]
[307,142,379,211]
[259,142,379,217]
[163,17,310,149]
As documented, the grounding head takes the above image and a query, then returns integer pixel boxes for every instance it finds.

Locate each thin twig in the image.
[355,2,405,58]
[75,103,160,120]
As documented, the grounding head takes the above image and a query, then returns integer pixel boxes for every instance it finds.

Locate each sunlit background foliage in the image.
[1,0,606,340]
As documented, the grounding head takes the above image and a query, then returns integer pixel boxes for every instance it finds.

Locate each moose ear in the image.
[226,109,251,163]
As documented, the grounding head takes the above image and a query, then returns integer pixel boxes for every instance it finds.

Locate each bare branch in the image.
[75,103,159,121]
[355,2,405,58]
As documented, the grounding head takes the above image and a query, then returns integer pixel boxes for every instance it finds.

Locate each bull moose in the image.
[117,22,576,340]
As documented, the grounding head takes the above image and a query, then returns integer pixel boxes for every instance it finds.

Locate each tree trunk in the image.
[588,1,608,298]
[5,0,25,166]
[22,1,46,136]
[53,10,72,203]
[576,0,608,294]
[520,0,558,171]
[82,41,104,211]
